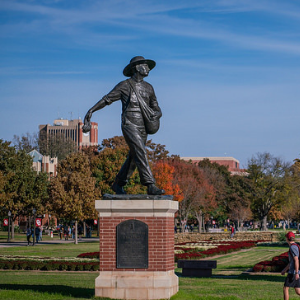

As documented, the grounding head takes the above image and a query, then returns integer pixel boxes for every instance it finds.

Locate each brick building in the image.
[29,149,58,177]
[181,157,247,175]
[39,118,98,150]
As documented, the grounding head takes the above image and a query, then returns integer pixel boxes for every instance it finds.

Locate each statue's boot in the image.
[147,184,165,195]
[112,182,126,194]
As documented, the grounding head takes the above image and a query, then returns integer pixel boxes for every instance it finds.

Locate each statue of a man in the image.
[83,56,165,195]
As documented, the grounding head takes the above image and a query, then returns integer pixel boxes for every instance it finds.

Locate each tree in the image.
[145,140,169,162]
[86,137,145,195]
[198,159,230,221]
[0,139,49,238]
[48,152,96,244]
[198,159,252,228]
[191,175,216,233]
[247,152,290,231]
[226,175,253,229]
[13,132,39,152]
[280,160,300,227]
[83,136,171,196]
[38,131,77,161]
[152,160,183,201]
[163,159,216,232]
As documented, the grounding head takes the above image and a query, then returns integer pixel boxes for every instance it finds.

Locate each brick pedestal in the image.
[95,199,179,300]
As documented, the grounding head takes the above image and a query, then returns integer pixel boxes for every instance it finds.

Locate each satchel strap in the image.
[127,78,139,102]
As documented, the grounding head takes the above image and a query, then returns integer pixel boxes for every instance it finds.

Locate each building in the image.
[39,118,98,150]
[181,157,247,175]
[29,149,58,177]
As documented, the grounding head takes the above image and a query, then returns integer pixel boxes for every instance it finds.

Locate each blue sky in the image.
[1,0,300,168]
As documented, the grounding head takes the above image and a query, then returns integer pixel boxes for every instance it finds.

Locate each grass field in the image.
[0,241,296,299]
[0,231,99,242]
[0,241,99,258]
[0,231,56,242]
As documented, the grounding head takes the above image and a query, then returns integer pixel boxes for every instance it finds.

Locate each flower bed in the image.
[78,240,261,263]
[253,252,288,272]
[77,252,99,259]
[175,240,260,261]
[1,239,261,271]
[0,255,99,271]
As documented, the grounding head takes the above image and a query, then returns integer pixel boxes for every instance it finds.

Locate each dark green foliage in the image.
[0,139,49,221]
[0,257,99,272]
[247,152,291,230]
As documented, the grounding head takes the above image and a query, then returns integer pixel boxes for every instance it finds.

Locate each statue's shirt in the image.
[100,79,162,127]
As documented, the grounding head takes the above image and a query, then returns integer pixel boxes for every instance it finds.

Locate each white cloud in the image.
[1,0,300,55]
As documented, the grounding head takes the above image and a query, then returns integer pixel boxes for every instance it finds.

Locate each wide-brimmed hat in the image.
[123,56,156,77]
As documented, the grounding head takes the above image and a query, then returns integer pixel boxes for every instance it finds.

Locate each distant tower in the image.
[39,118,98,151]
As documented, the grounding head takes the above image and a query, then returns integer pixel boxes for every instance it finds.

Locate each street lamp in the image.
[7,211,11,242]
[32,208,36,246]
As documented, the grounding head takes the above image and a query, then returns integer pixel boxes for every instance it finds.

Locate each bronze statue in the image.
[83,56,165,195]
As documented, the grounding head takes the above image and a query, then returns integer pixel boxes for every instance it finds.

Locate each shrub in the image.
[66,262,76,271]
[253,264,264,272]
[278,231,288,242]
[0,256,99,272]
[77,252,99,259]
[253,252,288,273]
[76,263,84,271]
[264,266,272,272]
[43,262,55,271]
[175,240,260,262]
[59,262,67,271]
[91,263,99,271]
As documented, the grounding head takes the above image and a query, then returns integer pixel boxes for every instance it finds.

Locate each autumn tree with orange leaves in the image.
[82,136,170,196]
[152,161,183,201]
[160,159,217,233]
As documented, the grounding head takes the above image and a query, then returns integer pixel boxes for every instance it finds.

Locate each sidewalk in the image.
[0,237,99,248]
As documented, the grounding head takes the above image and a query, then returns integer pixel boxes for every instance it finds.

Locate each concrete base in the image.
[95,198,179,300]
[95,270,178,300]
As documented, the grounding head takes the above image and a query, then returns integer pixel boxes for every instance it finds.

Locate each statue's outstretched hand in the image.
[82,110,92,133]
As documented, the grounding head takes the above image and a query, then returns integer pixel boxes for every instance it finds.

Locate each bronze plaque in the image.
[116,219,148,268]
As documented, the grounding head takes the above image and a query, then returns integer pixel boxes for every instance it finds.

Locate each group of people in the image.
[58,224,92,240]
[26,226,42,246]
[26,223,94,245]
[59,225,73,240]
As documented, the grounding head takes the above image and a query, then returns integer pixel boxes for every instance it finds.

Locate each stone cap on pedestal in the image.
[95,197,178,217]
[103,194,173,200]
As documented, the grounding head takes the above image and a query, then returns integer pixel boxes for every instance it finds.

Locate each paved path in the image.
[0,237,99,248]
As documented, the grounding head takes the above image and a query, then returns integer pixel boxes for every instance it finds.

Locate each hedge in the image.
[174,240,260,262]
[253,252,288,272]
[0,256,99,271]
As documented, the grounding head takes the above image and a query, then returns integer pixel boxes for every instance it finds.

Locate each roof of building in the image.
[28,149,43,162]
[181,157,240,163]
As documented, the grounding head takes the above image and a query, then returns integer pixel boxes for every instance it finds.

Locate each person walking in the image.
[64,225,69,240]
[35,226,40,243]
[83,56,164,195]
[26,226,32,246]
[59,225,63,240]
[86,224,91,238]
[230,225,235,238]
[281,231,300,299]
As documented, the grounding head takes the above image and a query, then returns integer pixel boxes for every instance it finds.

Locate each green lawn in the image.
[0,231,56,242]
[0,231,99,242]
[0,243,295,300]
[0,242,100,258]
